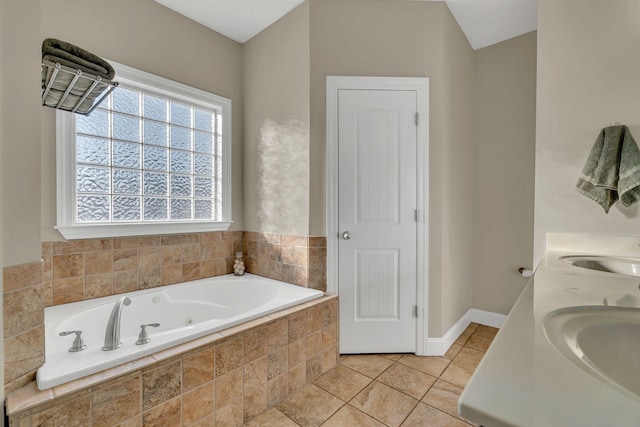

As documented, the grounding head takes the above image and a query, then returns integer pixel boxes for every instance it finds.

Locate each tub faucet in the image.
[102,296,131,351]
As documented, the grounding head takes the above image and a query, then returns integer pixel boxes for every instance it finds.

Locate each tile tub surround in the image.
[7,295,339,426]
[246,323,497,427]
[3,261,45,395]
[4,231,328,398]
[43,231,244,307]
[243,233,327,291]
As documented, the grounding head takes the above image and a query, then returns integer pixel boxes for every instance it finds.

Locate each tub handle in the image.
[59,330,87,352]
[136,323,160,345]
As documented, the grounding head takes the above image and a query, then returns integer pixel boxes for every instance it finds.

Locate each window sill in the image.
[55,221,233,240]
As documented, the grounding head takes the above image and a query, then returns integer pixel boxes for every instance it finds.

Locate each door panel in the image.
[338,89,417,353]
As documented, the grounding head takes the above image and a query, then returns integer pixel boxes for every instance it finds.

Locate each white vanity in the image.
[459,234,640,426]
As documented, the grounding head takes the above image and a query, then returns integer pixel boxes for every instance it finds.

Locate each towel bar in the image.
[41,59,118,115]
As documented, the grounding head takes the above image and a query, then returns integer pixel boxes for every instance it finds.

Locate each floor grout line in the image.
[250,325,497,426]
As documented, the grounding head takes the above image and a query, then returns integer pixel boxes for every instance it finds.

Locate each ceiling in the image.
[154,0,537,50]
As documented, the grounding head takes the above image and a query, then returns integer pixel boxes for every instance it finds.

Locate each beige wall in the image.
[473,32,537,315]
[535,0,640,263]
[309,0,475,335]
[2,0,44,399]
[40,0,244,241]
[440,9,476,330]
[243,2,310,235]
[2,0,42,268]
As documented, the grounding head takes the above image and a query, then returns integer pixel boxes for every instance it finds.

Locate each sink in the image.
[544,306,640,400]
[560,255,640,277]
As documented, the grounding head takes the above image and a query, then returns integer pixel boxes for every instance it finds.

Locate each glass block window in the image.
[56,61,231,239]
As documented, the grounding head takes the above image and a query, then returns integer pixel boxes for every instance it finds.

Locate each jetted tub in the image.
[36,273,324,390]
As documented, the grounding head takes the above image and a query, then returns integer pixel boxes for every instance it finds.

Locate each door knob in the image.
[342,231,351,240]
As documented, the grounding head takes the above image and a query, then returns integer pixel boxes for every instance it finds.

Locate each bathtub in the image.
[36,273,324,390]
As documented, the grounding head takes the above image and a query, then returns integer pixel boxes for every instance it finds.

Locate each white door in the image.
[338,89,418,353]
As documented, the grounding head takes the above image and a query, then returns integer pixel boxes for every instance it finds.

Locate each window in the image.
[56,61,232,239]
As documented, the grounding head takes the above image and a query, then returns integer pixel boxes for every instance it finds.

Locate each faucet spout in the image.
[102,296,131,351]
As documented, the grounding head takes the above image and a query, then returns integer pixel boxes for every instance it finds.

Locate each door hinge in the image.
[414,209,419,222]
[415,112,419,126]
[413,305,418,317]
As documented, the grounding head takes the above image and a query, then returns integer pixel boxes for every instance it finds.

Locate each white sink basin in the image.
[544,306,640,400]
[560,255,640,277]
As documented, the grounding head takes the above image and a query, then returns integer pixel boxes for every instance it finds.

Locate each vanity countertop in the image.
[459,234,640,427]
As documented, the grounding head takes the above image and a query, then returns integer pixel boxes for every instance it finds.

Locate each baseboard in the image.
[424,308,507,356]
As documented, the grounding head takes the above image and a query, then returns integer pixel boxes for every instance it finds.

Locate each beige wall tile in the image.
[113,236,157,250]
[288,313,306,344]
[85,250,113,275]
[244,327,268,363]
[183,382,215,425]
[322,300,337,326]
[293,246,308,267]
[161,245,182,265]
[92,375,141,426]
[267,346,288,381]
[113,248,137,271]
[288,362,307,395]
[200,260,217,278]
[138,247,162,269]
[281,245,294,264]
[182,262,201,282]
[306,355,322,382]
[52,254,84,279]
[183,344,215,392]
[215,336,243,377]
[215,368,243,410]
[305,306,322,335]
[138,267,161,290]
[4,284,44,338]
[267,373,288,407]
[200,242,216,261]
[322,323,337,349]
[186,413,215,427]
[306,331,322,358]
[142,360,181,411]
[30,395,91,427]
[288,340,306,368]
[267,319,288,352]
[142,396,181,427]
[214,239,233,259]
[322,346,338,372]
[114,270,138,294]
[43,281,53,307]
[308,237,326,248]
[3,261,43,292]
[181,243,200,263]
[161,265,182,286]
[4,326,44,386]
[52,277,84,305]
[282,235,307,246]
[85,274,113,299]
[243,357,267,422]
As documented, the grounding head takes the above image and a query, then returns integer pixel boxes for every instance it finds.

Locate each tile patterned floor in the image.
[245,323,498,427]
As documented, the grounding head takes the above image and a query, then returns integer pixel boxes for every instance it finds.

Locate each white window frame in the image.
[56,61,232,239]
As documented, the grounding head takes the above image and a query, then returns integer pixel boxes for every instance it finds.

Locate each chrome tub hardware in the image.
[136,323,160,345]
[59,330,87,352]
[102,296,131,351]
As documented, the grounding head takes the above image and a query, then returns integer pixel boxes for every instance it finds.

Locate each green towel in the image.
[42,38,115,79]
[576,125,640,212]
